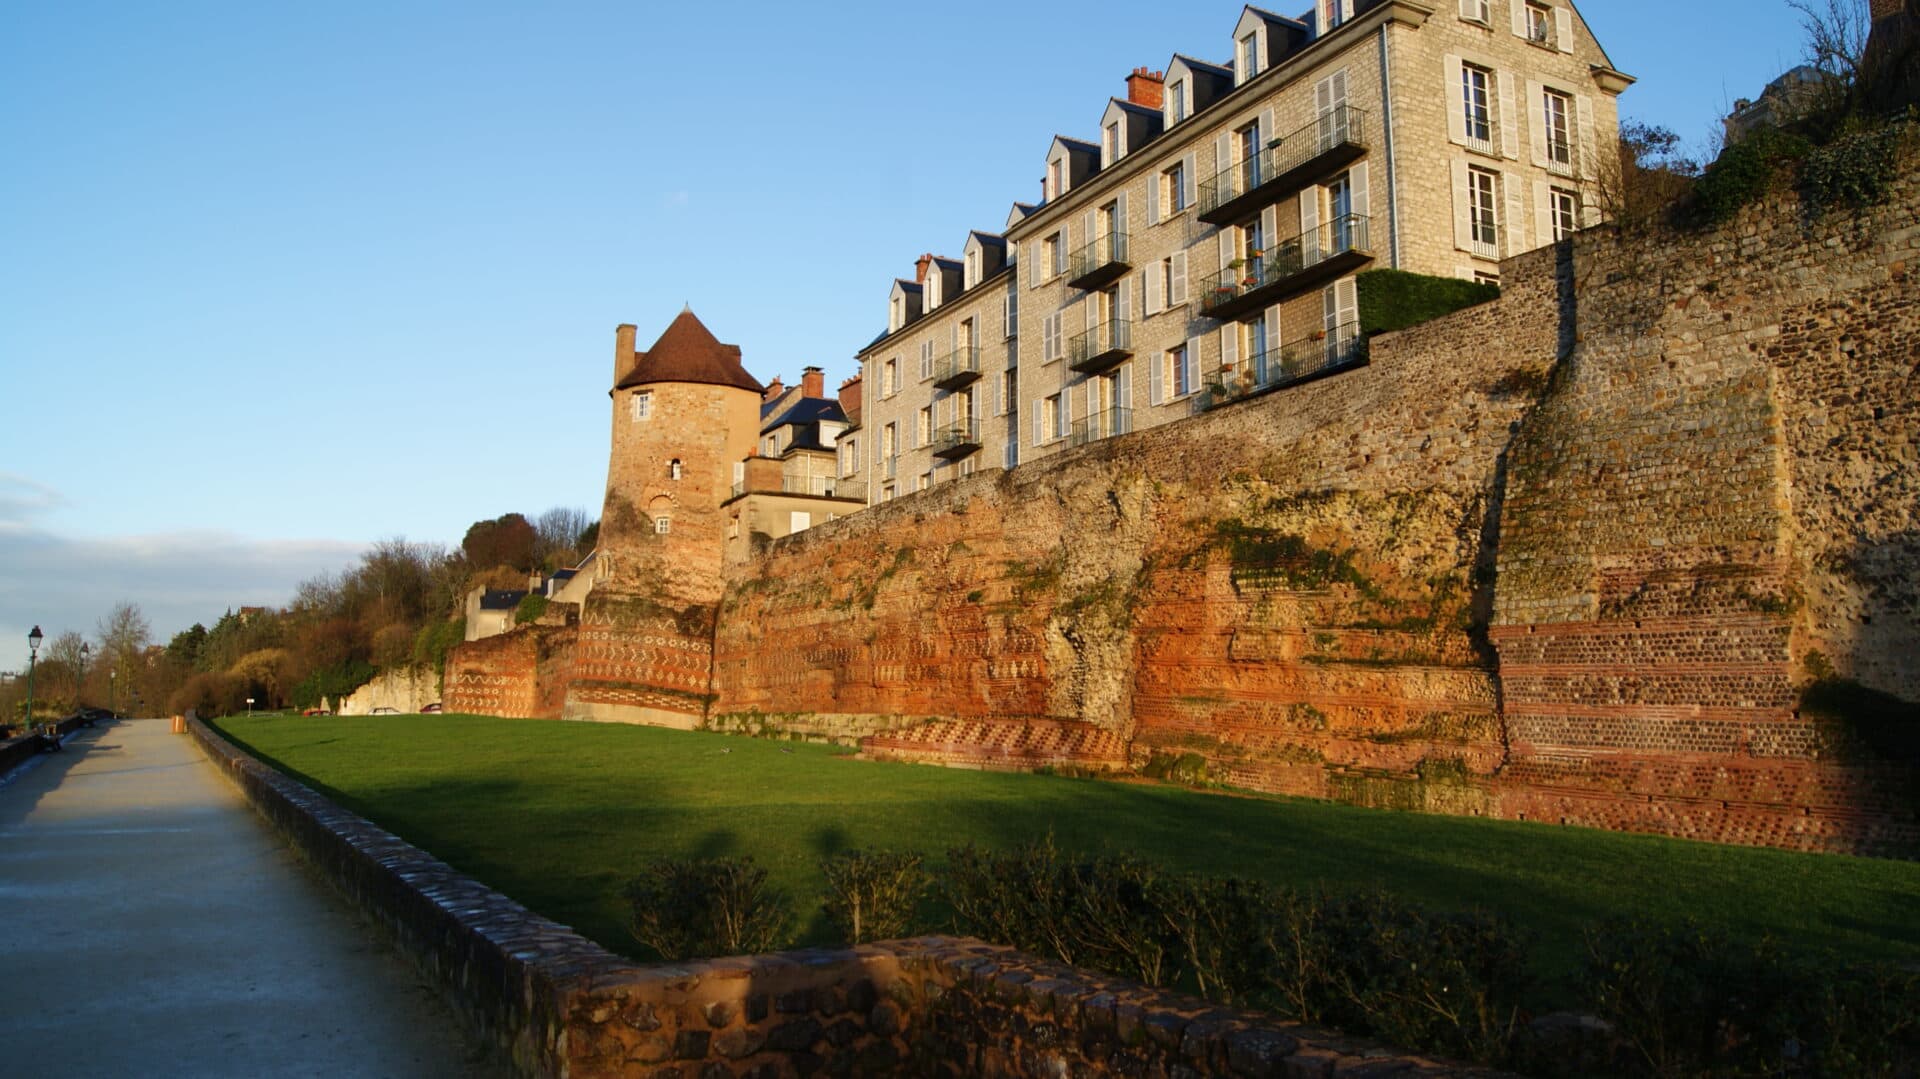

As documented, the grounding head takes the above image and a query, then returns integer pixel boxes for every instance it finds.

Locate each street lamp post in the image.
[25,626,43,733]
[110,669,118,718]
[79,641,90,711]
[246,697,255,717]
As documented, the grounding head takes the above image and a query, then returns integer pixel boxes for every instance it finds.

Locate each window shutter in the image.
[1171,250,1190,306]
[1497,71,1518,160]
[1147,172,1162,225]
[950,323,958,358]
[1083,294,1097,335]
[1316,72,1334,115]
[1184,335,1201,395]
[1332,68,1348,107]
[1336,277,1359,328]
[1117,363,1131,414]
[1145,263,1163,315]
[1117,276,1132,326]
[1444,56,1466,144]
[1083,211,1096,256]
[1351,160,1371,225]
[1451,159,1474,251]
[1028,241,1040,287]
[1534,180,1554,241]
[1263,306,1281,364]
[1260,107,1275,149]
[1149,348,1164,405]
[1262,204,1280,253]
[1527,81,1549,167]
[1510,0,1527,36]
[1218,228,1235,276]
[1575,94,1598,181]
[1323,282,1339,333]
[1220,323,1239,370]
[1555,6,1574,53]
[1299,187,1320,264]
[1505,170,1529,255]
[1182,152,1198,206]
[1214,131,1231,173]
[1116,191,1129,238]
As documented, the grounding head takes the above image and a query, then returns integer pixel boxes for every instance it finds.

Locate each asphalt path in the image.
[0,718,508,1078]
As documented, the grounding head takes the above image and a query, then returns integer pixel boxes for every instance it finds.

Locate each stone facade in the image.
[338,665,440,715]
[855,0,1628,513]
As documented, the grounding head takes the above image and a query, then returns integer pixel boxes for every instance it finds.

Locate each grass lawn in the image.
[210,714,1920,1003]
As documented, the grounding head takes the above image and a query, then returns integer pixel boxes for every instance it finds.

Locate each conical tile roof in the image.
[614,308,763,393]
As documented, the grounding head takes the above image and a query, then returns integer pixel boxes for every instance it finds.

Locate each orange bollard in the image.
[171,715,186,734]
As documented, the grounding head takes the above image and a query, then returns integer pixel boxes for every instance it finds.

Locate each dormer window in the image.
[890,294,904,332]
[965,248,980,288]
[1103,120,1122,165]
[927,273,941,311]
[1239,33,1259,80]
[1320,0,1353,31]
[1168,79,1188,124]
[1048,158,1065,200]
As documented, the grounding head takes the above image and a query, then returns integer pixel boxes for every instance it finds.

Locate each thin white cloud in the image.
[0,473,67,535]
[0,523,364,667]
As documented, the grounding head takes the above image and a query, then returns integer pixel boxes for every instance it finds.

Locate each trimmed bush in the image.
[820,849,928,944]
[1356,269,1500,336]
[623,857,790,960]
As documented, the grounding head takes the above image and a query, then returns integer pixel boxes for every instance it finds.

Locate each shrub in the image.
[1158,874,1284,1005]
[411,616,466,674]
[943,836,1078,964]
[513,593,550,625]
[1262,890,1531,1066]
[1686,126,1812,227]
[1356,269,1500,337]
[1141,751,1209,786]
[289,659,376,710]
[821,849,928,944]
[623,857,791,960]
[1799,120,1909,214]
[1061,855,1179,987]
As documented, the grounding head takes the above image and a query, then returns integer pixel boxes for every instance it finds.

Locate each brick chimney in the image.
[838,375,863,427]
[1127,67,1166,108]
[762,375,784,403]
[801,365,825,399]
[915,253,934,283]
[614,323,636,383]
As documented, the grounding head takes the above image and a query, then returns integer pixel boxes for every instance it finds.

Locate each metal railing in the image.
[730,476,869,500]
[1198,214,1370,316]
[932,420,981,456]
[933,345,981,386]
[1069,406,1133,447]
[1068,318,1133,369]
[1198,320,1368,411]
[1069,230,1131,281]
[1198,106,1369,218]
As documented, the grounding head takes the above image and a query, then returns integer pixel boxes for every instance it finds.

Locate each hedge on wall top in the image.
[1355,269,1500,337]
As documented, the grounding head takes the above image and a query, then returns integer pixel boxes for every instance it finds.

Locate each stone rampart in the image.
[185,715,1506,1078]
[338,665,441,715]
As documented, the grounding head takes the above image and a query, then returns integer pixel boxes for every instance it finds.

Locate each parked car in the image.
[420,702,442,713]
[301,708,332,716]
[370,707,399,715]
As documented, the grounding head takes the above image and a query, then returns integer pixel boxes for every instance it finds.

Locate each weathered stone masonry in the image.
[450,148,1919,857]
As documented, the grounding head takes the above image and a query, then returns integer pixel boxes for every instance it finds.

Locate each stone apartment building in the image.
[855,0,1629,500]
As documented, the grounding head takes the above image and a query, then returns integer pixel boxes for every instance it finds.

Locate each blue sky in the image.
[0,0,1815,658]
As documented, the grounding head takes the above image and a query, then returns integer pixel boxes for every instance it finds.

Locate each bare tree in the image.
[1789,0,1874,118]
[533,506,593,570]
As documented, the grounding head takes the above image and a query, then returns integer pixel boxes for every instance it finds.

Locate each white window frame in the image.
[630,391,652,422]
[653,516,671,535]
[1239,33,1259,80]
[1525,1,1552,46]
[1163,161,1188,216]
[1542,88,1574,173]
[1168,79,1188,124]
[1467,165,1500,256]
[1461,62,1493,151]
[883,358,898,397]
[1549,186,1579,242]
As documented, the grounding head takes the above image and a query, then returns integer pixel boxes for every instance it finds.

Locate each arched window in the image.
[670,459,683,480]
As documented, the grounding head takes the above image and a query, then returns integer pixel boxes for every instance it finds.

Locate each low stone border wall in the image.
[0,713,98,784]
[187,716,1508,1078]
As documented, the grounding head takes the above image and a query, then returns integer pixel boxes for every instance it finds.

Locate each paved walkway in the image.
[0,719,508,1078]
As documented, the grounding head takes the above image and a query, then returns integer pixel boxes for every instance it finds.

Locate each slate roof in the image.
[615,308,763,394]
[478,589,529,612]
[762,396,849,437]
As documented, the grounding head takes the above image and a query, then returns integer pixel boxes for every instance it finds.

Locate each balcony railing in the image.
[1198,106,1369,226]
[1067,230,1131,290]
[729,475,868,501]
[1198,320,1368,412]
[932,345,982,390]
[1069,406,1133,448]
[1068,318,1133,373]
[931,420,981,459]
[1198,214,1373,322]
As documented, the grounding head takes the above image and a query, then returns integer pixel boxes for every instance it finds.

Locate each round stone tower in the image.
[571,309,763,728]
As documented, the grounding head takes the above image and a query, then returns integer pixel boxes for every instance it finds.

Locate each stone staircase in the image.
[860,718,1130,772]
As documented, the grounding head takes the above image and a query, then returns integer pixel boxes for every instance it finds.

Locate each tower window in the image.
[653,516,671,535]
[670,459,683,480]
[631,391,652,422]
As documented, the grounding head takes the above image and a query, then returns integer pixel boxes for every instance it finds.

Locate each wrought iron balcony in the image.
[1197,320,1368,412]
[1067,231,1132,291]
[1068,318,1133,373]
[1198,214,1373,322]
[1069,406,1133,448]
[1197,106,1370,226]
[932,345,982,390]
[931,420,981,460]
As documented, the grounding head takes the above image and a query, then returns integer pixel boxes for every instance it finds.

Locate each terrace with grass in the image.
[210,714,1919,1009]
